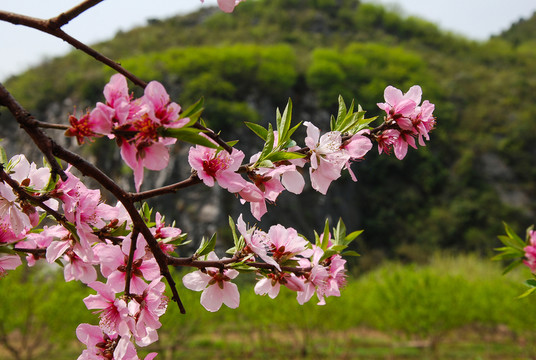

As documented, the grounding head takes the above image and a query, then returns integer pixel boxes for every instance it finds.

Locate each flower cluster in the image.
[182,214,349,312]
[66,74,189,191]
[376,85,436,160]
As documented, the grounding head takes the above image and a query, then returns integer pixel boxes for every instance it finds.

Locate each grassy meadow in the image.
[2,253,536,360]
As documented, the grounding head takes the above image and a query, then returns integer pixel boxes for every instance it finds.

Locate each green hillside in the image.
[2,0,535,266]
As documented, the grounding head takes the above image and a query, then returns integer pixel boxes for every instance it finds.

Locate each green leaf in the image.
[179,97,204,123]
[245,122,268,141]
[228,216,241,250]
[140,203,153,223]
[196,233,216,257]
[525,279,536,288]
[109,221,130,237]
[502,258,524,275]
[265,151,306,163]
[277,99,293,145]
[332,218,346,245]
[256,123,275,164]
[345,230,363,244]
[257,159,274,168]
[320,218,330,250]
[341,250,360,257]
[502,222,526,250]
[162,128,219,149]
[285,122,302,145]
[0,145,7,165]
[518,285,536,299]
[320,249,338,262]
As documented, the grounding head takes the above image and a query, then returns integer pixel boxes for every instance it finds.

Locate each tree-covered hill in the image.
[2,0,535,267]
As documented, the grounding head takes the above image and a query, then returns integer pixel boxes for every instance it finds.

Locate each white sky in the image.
[1,0,536,81]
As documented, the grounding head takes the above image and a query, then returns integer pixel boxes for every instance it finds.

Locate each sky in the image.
[1,0,536,81]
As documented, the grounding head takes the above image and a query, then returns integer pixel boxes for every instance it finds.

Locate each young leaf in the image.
[0,145,7,165]
[256,123,275,164]
[162,128,219,149]
[341,250,360,257]
[277,99,293,145]
[320,218,330,250]
[502,222,526,250]
[265,151,306,163]
[179,97,204,123]
[228,216,240,249]
[245,122,268,141]
[196,233,217,257]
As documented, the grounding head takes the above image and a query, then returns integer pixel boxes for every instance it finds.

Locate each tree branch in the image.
[48,0,105,29]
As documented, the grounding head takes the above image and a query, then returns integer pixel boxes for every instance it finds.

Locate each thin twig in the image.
[48,0,105,29]
[124,228,139,296]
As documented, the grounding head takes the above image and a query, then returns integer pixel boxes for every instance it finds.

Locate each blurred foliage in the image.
[0,264,92,360]
[3,255,533,359]
[2,0,536,259]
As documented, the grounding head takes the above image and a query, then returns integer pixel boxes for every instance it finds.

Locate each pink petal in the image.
[46,240,71,263]
[221,282,240,308]
[217,0,238,12]
[143,143,169,171]
[384,85,403,106]
[200,285,224,312]
[182,271,211,291]
[0,254,22,270]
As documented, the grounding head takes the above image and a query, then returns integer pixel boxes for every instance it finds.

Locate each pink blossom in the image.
[342,131,373,181]
[296,246,329,305]
[130,277,168,346]
[141,81,188,128]
[268,224,311,262]
[304,122,349,195]
[315,254,347,305]
[201,0,245,13]
[120,141,170,192]
[151,212,181,254]
[524,230,536,272]
[83,281,134,336]
[0,254,22,277]
[254,272,305,299]
[95,236,160,294]
[376,85,436,159]
[0,221,24,244]
[377,85,421,126]
[188,145,247,193]
[76,323,153,360]
[375,129,400,156]
[0,182,31,235]
[182,252,240,312]
[236,214,279,269]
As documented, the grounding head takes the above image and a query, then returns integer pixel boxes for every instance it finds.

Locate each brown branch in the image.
[12,247,46,257]
[48,0,105,29]
[165,254,312,276]
[124,229,139,296]
[129,174,202,202]
[192,122,234,154]
[34,120,69,131]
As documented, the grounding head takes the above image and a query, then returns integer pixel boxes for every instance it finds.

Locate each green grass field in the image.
[2,254,536,359]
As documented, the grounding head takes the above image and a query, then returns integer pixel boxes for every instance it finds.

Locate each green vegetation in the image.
[2,255,536,359]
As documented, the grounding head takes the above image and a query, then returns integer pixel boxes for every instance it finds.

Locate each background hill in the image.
[2,0,535,269]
